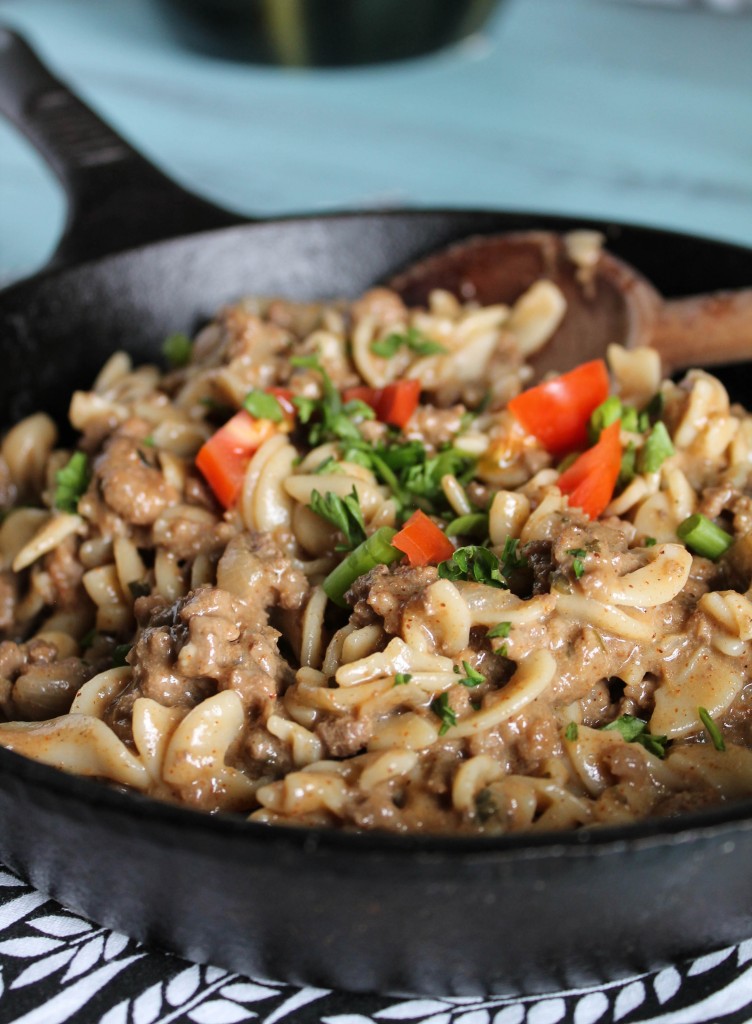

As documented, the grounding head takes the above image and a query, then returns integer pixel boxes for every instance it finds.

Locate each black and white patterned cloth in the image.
[1,866,752,1024]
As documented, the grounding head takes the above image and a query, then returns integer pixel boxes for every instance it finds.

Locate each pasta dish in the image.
[1,238,751,834]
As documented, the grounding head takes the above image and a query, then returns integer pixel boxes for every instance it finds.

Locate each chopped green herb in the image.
[431,692,458,736]
[243,389,284,422]
[143,435,155,448]
[309,487,366,551]
[314,456,338,475]
[369,334,403,359]
[162,332,192,368]
[699,706,726,752]
[445,512,488,539]
[370,327,447,359]
[437,545,508,589]
[290,353,373,445]
[645,537,657,547]
[501,536,527,573]
[603,714,669,758]
[54,452,90,514]
[565,722,579,741]
[340,438,476,518]
[112,643,132,667]
[322,526,402,608]
[487,621,511,639]
[637,421,675,474]
[454,660,485,687]
[401,447,477,513]
[677,514,734,560]
[291,395,318,423]
[394,672,412,686]
[589,395,622,443]
[127,580,151,599]
[566,547,587,579]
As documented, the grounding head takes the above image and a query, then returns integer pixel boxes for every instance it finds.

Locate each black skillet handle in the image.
[0,28,246,270]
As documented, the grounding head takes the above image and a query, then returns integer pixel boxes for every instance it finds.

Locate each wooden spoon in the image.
[388,231,752,380]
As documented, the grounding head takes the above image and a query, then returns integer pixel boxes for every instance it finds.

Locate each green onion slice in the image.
[445,512,488,539]
[637,421,675,474]
[698,706,726,752]
[677,514,733,560]
[322,527,402,607]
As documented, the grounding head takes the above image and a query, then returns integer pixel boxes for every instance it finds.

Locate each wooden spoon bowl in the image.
[389,231,752,379]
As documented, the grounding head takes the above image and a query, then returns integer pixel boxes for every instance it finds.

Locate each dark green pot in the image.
[153,0,501,66]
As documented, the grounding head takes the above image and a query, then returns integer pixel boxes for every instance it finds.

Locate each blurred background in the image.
[0,0,751,285]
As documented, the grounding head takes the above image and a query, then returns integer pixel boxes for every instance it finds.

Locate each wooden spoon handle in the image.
[652,289,752,374]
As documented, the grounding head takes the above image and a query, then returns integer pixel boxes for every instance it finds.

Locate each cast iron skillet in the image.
[1,28,752,997]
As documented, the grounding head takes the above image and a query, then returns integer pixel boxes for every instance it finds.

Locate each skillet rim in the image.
[3,203,752,298]
[2,203,752,861]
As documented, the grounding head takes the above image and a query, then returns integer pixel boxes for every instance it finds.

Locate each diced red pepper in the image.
[392,509,455,566]
[558,420,622,519]
[378,380,421,429]
[342,379,421,430]
[341,385,375,408]
[195,411,277,508]
[508,359,610,456]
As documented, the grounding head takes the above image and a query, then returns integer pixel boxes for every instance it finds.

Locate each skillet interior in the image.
[2,208,752,995]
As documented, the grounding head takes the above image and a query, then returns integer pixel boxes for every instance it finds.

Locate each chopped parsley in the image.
[487,621,511,639]
[291,354,374,445]
[370,327,446,359]
[437,545,508,589]
[339,438,476,518]
[243,389,284,423]
[431,693,458,736]
[565,722,579,741]
[394,672,412,686]
[645,537,657,547]
[309,487,366,551]
[603,714,669,758]
[501,536,527,573]
[698,706,726,752]
[566,547,587,579]
[54,452,90,514]
[162,332,192,368]
[454,661,485,687]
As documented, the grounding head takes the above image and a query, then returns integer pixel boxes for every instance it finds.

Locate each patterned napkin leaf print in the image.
[1,866,752,1024]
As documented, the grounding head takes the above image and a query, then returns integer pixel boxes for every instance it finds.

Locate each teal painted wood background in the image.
[0,0,751,285]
